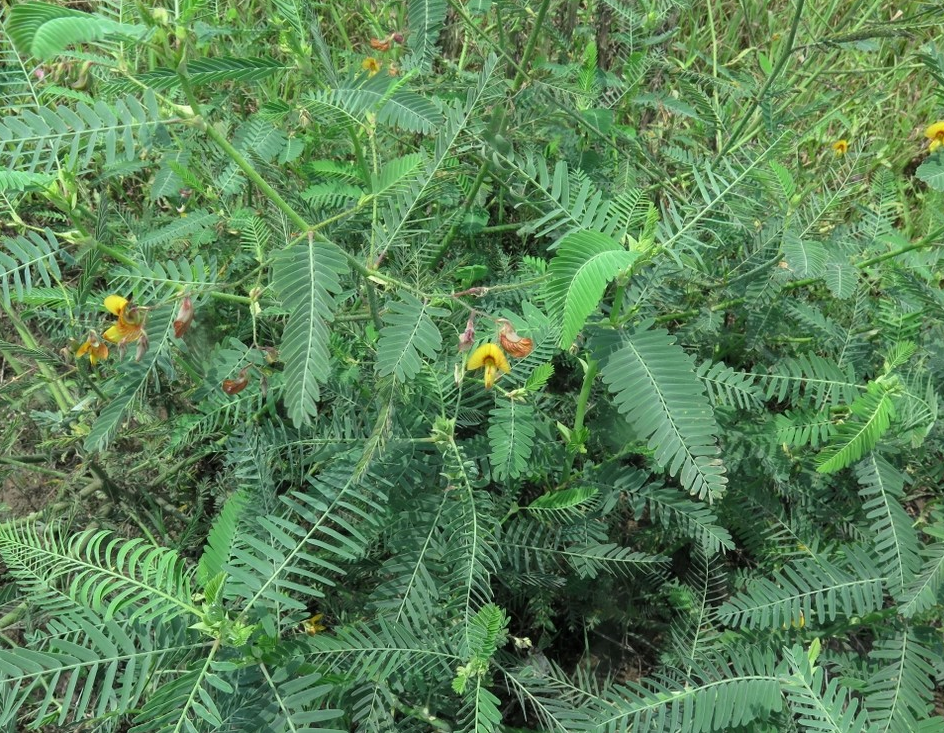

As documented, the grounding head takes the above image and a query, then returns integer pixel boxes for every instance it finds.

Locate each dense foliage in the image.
[2,0,944,730]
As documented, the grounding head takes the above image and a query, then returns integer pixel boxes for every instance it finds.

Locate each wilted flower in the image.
[102,295,145,345]
[75,330,108,365]
[831,139,848,156]
[466,343,510,389]
[925,121,944,152]
[458,315,476,352]
[222,368,250,395]
[134,332,150,362]
[33,66,46,81]
[361,57,381,77]
[370,37,391,51]
[173,294,194,338]
[497,319,534,358]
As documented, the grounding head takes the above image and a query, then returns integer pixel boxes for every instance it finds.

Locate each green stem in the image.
[610,283,626,326]
[0,456,69,479]
[658,227,944,325]
[430,160,491,267]
[176,67,387,289]
[563,358,598,479]
[511,0,554,93]
[858,230,944,267]
[363,274,383,331]
[187,121,308,234]
[1,301,71,411]
[93,241,253,304]
[718,0,805,159]
[480,222,523,233]
[146,450,208,492]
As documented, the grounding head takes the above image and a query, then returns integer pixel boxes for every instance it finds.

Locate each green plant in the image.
[2,0,944,731]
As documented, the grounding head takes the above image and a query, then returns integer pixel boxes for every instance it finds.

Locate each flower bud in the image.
[458,315,475,352]
[173,295,194,338]
[135,332,150,362]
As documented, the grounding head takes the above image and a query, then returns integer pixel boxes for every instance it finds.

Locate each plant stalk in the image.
[563,358,599,479]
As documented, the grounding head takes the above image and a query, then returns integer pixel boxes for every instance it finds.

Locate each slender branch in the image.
[718,0,805,159]
[511,0,554,93]
[563,358,598,479]
[430,160,491,267]
[1,301,72,411]
[0,457,69,479]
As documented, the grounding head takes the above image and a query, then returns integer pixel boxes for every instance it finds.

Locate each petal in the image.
[467,343,507,371]
[104,294,128,316]
[925,121,944,140]
[102,325,122,343]
[76,341,91,357]
[484,364,496,389]
[493,349,511,374]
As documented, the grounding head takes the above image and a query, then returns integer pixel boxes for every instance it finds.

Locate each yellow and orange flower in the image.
[102,295,145,345]
[361,57,381,77]
[75,330,108,365]
[466,343,510,389]
[926,121,944,152]
[831,139,848,156]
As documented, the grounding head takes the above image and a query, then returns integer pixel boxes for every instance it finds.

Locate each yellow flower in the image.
[466,343,510,389]
[831,139,848,155]
[361,57,381,77]
[303,614,326,635]
[102,295,145,345]
[925,121,944,151]
[75,330,108,365]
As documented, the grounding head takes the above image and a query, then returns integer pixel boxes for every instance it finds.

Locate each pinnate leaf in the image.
[273,241,348,428]
[548,230,638,348]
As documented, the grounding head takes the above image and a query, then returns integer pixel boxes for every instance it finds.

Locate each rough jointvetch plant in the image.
[2,0,944,731]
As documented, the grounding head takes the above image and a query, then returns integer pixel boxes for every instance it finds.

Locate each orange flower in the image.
[76,330,108,365]
[361,57,381,77]
[831,139,848,156]
[926,121,944,152]
[102,295,145,345]
[466,343,510,389]
[497,319,534,358]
